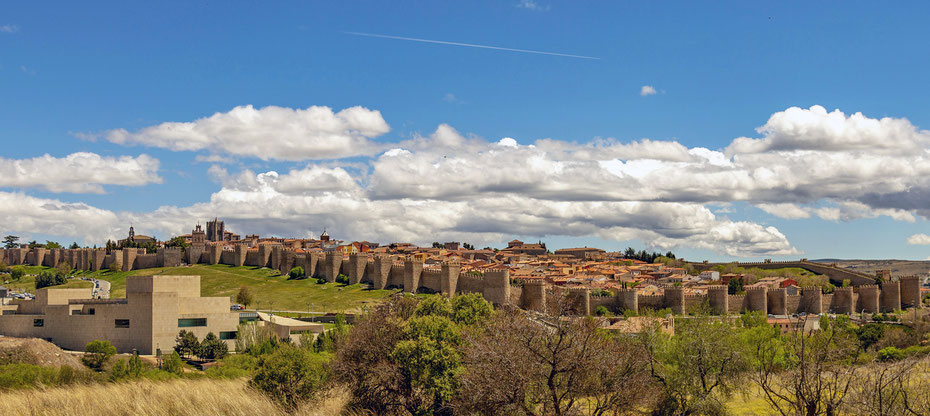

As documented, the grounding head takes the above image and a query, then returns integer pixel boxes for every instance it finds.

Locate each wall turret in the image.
[707,285,729,315]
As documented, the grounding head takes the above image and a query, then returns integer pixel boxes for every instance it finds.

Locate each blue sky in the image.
[2,1,930,261]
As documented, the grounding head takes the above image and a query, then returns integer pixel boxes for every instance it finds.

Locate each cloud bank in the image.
[13,104,930,257]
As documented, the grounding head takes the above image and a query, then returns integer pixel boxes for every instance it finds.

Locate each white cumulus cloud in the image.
[907,234,930,245]
[640,85,657,96]
[0,153,161,193]
[98,104,390,161]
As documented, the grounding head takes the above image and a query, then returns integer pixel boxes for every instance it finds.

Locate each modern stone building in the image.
[0,275,239,354]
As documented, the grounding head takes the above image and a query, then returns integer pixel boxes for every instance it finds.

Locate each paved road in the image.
[88,278,110,299]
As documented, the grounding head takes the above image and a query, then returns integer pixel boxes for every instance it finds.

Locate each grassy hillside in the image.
[2,273,94,292]
[66,264,394,313]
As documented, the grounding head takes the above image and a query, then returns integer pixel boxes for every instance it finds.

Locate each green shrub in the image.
[250,346,330,410]
[206,353,259,379]
[174,330,200,359]
[288,266,305,280]
[857,323,885,350]
[414,296,453,318]
[316,277,327,285]
[160,351,184,376]
[9,266,24,281]
[903,345,930,358]
[878,346,905,361]
[35,270,67,289]
[594,305,611,316]
[81,340,116,370]
[451,293,493,325]
[0,364,96,389]
[110,359,129,381]
[336,273,349,285]
[198,332,229,360]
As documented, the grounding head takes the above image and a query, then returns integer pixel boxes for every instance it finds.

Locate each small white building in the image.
[699,271,720,281]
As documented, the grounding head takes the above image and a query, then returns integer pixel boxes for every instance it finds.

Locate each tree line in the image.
[237,292,930,415]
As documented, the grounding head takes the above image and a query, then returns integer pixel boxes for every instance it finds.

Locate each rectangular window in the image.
[115,319,130,328]
[219,331,237,340]
[178,318,207,328]
[88,308,95,315]
[33,319,44,327]
[239,312,258,323]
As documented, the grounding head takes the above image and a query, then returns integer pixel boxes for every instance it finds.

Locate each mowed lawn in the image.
[71,264,394,313]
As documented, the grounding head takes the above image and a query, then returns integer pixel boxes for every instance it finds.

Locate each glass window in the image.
[33,319,44,327]
[219,331,237,340]
[115,319,130,328]
[178,318,207,327]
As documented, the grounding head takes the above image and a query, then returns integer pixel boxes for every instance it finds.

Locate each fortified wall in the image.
[526,278,922,316]
[692,259,877,286]
[0,246,514,307]
[2,247,922,315]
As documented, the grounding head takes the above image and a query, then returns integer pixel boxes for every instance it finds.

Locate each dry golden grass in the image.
[0,378,351,416]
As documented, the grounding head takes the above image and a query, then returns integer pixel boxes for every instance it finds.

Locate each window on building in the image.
[115,319,130,328]
[88,308,95,315]
[178,318,207,327]
[33,319,44,327]
[219,331,237,340]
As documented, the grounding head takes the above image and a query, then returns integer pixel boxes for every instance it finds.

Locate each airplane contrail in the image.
[343,31,601,60]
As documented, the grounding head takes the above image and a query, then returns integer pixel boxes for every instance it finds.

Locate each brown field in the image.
[0,378,350,416]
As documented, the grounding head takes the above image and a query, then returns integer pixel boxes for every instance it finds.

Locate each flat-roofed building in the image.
[0,275,238,355]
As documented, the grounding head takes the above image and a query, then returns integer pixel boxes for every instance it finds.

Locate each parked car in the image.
[230,304,244,311]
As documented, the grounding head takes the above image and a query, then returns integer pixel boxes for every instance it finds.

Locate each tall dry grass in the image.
[0,378,350,416]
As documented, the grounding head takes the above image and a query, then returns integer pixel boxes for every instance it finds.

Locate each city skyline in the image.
[3,1,930,261]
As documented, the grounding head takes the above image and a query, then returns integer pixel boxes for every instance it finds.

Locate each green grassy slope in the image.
[67,264,394,313]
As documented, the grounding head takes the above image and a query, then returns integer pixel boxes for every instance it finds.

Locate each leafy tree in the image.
[645,316,749,415]
[432,242,443,248]
[44,240,62,249]
[391,314,463,413]
[450,293,493,325]
[595,305,611,316]
[55,262,72,277]
[235,285,254,308]
[250,345,330,410]
[728,277,744,295]
[174,330,200,359]
[164,236,190,248]
[161,351,184,375]
[35,270,67,289]
[128,351,145,377]
[2,235,19,249]
[69,242,80,249]
[414,295,453,318]
[877,346,905,362]
[314,313,349,353]
[288,266,305,280]
[198,332,229,360]
[110,359,129,381]
[458,311,655,415]
[462,242,474,250]
[82,340,117,370]
[9,266,23,281]
[332,294,421,414]
[108,261,120,273]
[754,317,859,416]
[336,273,350,285]
[857,323,885,351]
